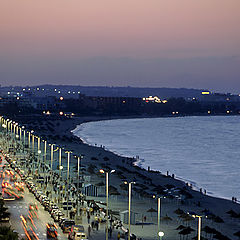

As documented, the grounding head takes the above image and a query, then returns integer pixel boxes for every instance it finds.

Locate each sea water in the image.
[72,116,240,200]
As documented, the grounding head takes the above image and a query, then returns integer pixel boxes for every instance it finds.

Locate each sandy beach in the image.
[17,115,240,239]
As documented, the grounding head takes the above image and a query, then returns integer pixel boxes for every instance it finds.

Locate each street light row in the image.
[2,116,204,240]
[0,116,84,218]
[1,115,168,239]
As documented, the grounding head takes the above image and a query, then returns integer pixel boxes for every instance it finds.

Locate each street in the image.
[0,155,67,240]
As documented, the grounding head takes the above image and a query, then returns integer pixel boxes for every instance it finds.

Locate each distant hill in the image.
[0,85,208,99]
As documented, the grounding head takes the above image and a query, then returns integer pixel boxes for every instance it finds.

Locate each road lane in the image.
[1,156,67,240]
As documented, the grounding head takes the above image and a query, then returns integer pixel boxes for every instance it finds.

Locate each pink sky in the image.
[0,0,240,92]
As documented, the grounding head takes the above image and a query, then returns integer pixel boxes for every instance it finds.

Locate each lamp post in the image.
[28,132,31,149]
[124,181,136,240]
[6,119,9,132]
[59,165,63,203]
[13,123,16,135]
[65,151,72,218]
[37,137,41,182]
[153,195,166,240]
[77,156,80,216]
[58,148,62,203]
[50,144,54,173]
[59,148,62,179]
[19,127,22,141]
[158,231,164,240]
[15,124,18,138]
[7,119,11,133]
[22,127,25,146]
[49,143,59,198]
[100,169,115,240]
[193,215,202,240]
[32,133,35,152]
[158,197,161,240]
[187,213,202,240]
[43,140,47,181]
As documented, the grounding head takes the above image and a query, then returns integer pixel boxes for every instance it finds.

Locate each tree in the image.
[0,226,18,240]
[0,200,10,222]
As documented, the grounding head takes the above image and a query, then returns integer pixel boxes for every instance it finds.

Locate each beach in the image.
[17,115,240,239]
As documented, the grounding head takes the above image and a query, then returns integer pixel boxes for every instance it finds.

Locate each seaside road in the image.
[6,187,67,240]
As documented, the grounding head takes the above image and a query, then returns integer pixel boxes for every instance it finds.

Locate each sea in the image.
[72,116,240,201]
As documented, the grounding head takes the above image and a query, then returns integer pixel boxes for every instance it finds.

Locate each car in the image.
[42,198,50,208]
[69,231,88,240]
[68,225,87,240]
[25,230,39,240]
[14,181,25,192]
[61,220,75,233]
[49,204,59,213]
[51,209,60,219]
[29,203,38,219]
[53,211,64,222]
[45,201,55,211]
[46,223,58,239]
[59,218,67,228]
[20,215,37,235]
[39,195,47,203]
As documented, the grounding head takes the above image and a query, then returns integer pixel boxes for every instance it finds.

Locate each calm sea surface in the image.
[72,116,240,200]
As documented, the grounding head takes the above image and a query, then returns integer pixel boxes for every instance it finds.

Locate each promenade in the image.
[1,116,240,240]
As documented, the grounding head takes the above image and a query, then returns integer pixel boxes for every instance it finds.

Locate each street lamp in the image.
[13,122,16,135]
[10,121,13,133]
[16,124,19,137]
[37,136,41,182]
[193,215,202,240]
[50,144,54,173]
[32,133,35,152]
[99,169,115,240]
[59,148,62,177]
[28,132,31,149]
[158,231,164,240]
[37,149,41,183]
[43,140,47,181]
[65,151,72,218]
[19,126,22,140]
[57,148,62,203]
[124,181,136,240]
[187,212,203,240]
[153,195,166,240]
[22,126,25,146]
[76,156,81,216]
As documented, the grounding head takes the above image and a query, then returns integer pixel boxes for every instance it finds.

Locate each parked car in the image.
[52,210,64,222]
[68,225,87,240]
[59,218,67,228]
[61,220,75,233]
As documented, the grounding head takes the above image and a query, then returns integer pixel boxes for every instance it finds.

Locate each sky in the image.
[0,0,240,93]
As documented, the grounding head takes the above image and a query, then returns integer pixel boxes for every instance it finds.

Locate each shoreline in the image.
[70,115,239,202]
[25,114,239,202]
[15,114,240,239]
